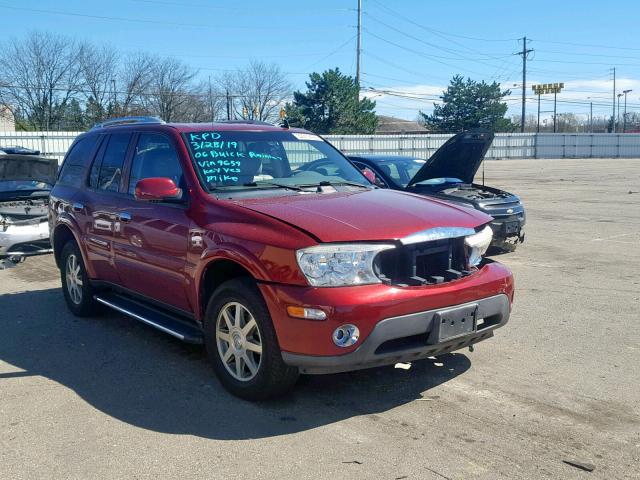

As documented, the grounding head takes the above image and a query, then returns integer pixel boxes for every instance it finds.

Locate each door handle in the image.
[72,202,84,212]
[118,212,132,223]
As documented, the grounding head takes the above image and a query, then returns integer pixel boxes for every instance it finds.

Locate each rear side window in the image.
[97,133,131,192]
[57,136,99,187]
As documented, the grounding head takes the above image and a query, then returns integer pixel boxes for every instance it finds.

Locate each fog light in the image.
[332,324,360,347]
[286,306,327,320]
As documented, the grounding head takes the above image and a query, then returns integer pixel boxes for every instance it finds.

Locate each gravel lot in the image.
[1,158,639,479]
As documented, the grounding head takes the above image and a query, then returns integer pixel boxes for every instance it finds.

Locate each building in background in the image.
[0,105,16,131]
[376,115,428,135]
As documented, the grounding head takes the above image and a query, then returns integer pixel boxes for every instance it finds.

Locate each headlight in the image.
[296,243,394,287]
[465,225,493,267]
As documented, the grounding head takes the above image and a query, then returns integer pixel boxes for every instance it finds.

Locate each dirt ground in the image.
[1,158,639,479]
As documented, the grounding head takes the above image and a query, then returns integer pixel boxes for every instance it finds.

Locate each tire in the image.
[204,277,299,400]
[60,240,102,317]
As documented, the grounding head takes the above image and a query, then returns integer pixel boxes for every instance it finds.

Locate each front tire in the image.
[204,278,299,400]
[60,241,101,317]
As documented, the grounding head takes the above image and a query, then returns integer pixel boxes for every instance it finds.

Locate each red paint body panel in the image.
[260,261,514,356]
[232,189,491,242]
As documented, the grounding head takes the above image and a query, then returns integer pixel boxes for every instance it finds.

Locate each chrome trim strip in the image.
[94,296,186,341]
[400,226,475,245]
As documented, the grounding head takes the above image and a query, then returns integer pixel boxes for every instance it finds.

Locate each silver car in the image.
[0,153,57,261]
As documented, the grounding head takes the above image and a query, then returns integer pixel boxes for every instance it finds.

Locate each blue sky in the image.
[2,0,640,121]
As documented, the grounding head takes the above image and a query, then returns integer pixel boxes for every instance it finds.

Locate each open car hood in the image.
[407,130,494,186]
[0,154,58,185]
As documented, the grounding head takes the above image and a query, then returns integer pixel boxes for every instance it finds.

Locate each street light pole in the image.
[617,93,622,131]
[553,89,557,133]
[623,89,632,133]
[537,93,541,133]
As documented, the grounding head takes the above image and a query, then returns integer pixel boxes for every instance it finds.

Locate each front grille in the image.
[376,238,472,286]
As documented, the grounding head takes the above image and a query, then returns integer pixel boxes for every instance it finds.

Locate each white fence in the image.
[0,131,81,162]
[326,133,640,159]
[2,131,640,163]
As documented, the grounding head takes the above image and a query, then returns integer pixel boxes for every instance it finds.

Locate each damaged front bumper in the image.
[282,294,510,374]
[0,219,52,257]
[489,214,526,245]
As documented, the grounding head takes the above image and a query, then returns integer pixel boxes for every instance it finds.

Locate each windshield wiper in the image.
[243,182,304,191]
[316,180,371,189]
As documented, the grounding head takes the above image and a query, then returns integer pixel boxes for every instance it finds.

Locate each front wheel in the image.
[60,241,101,317]
[204,278,299,400]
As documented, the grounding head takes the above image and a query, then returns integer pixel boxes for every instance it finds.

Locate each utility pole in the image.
[111,78,117,115]
[590,102,593,133]
[516,37,533,133]
[226,89,232,120]
[208,76,214,123]
[611,67,616,133]
[356,0,362,86]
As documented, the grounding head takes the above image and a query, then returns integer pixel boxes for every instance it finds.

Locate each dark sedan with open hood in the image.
[346,130,526,251]
[0,154,58,260]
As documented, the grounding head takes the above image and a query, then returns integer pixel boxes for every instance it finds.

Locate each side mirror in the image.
[361,167,377,184]
[134,177,183,202]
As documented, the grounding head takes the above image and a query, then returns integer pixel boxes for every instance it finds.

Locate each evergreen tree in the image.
[420,75,514,133]
[286,68,377,134]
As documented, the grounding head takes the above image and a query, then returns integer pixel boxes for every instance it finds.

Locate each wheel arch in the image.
[198,258,255,321]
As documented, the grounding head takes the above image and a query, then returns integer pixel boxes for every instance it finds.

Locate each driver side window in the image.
[128,134,183,195]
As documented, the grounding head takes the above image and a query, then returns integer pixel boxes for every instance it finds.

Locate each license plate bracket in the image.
[504,221,520,234]
[430,304,478,343]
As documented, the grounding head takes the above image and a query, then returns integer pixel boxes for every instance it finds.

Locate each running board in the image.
[94,292,204,344]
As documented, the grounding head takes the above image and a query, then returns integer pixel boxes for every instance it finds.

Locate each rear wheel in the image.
[204,278,299,400]
[60,241,101,317]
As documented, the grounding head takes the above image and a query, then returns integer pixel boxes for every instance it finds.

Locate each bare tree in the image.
[143,56,197,122]
[223,61,290,122]
[79,43,119,124]
[0,31,84,130]
[118,52,155,116]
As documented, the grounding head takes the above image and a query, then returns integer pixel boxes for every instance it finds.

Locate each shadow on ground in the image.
[0,288,471,440]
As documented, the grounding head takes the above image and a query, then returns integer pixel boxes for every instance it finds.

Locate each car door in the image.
[74,132,133,284]
[111,132,192,313]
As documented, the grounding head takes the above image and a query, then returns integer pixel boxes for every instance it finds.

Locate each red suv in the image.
[49,117,514,400]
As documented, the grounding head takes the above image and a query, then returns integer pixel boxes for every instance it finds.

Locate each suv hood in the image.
[407,130,494,186]
[232,188,491,243]
[0,154,58,185]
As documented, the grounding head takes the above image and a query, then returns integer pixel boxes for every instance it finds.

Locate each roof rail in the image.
[91,116,165,130]
[216,119,275,127]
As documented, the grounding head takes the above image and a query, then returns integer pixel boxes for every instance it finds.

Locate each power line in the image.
[534,39,640,52]
[368,0,518,43]
[364,12,512,65]
[0,4,347,31]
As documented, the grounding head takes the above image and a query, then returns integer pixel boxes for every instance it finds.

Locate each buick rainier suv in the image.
[49,117,514,400]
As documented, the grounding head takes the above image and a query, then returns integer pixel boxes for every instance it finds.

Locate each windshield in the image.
[184,130,369,193]
[0,180,52,193]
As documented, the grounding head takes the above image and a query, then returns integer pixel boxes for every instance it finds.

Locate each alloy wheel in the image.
[65,253,83,304]
[215,302,263,382]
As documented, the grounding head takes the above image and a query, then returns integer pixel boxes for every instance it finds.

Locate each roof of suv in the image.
[88,117,310,134]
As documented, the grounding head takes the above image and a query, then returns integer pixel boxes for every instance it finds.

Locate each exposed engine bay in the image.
[434,183,513,202]
[0,153,57,261]
[0,198,49,228]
